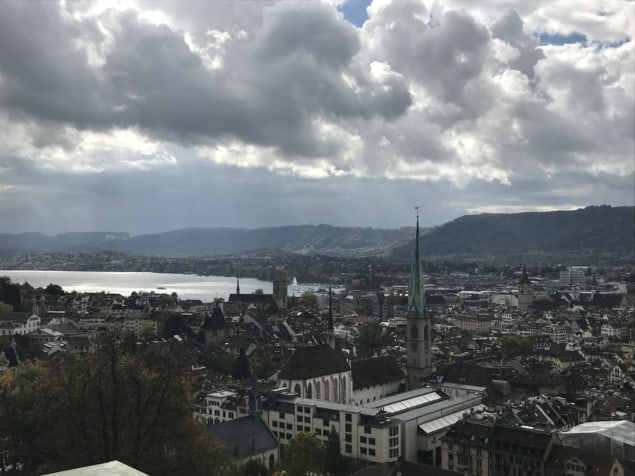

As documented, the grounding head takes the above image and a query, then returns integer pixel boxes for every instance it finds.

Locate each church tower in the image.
[272,267,288,310]
[517,265,534,311]
[406,208,432,389]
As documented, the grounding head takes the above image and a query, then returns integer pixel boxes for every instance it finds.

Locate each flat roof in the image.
[43,461,148,476]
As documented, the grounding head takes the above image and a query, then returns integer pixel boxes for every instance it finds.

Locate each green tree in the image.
[324,428,347,476]
[297,291,317,309]
[232,348,251,380]
[357,320,384,357]
[0,335,228,475]
[241,458,270,476]
[498,335,532,358]
[282,432,325,476]
[0,301,12,312]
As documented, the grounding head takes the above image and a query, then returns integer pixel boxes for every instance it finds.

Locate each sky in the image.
[0,0,633,235]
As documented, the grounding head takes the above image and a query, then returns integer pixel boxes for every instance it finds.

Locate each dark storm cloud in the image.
[0,1,411,159]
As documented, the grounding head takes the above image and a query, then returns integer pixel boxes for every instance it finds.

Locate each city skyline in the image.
[0,0,633,234]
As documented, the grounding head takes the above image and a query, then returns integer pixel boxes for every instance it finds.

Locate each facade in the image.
[263,391,402,464]
[276,344,352,404]
[518,266,534,311]
[406,211,432,389]
[351,356,405,405]
[263,383,485,466]
[441,419,558,476]
[272,267,288,311]
[196,390,243,424]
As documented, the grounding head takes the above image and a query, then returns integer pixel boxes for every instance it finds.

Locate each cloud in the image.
[0,0,632,233]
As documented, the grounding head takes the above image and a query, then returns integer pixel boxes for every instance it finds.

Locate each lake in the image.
[0,270,275,302]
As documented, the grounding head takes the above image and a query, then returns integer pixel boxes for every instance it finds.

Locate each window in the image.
[364,426,371,434]
[369,438,375,445]
[389,449,398,458]
[286,433,292,439]
[345,413,352,422]
[390,427,398,436]
[279,413,285,419]
[304,407,311,413]
[360,447,367,455]
[286,423,292,430]
[345,434,352,442]
[369,449,375,456]
[323,419,329,426]
[390,437,398,447]
[297,425,303,431]
[360,436,367,444]
[272,421,278,428]
[345,423,352,432]
[316,429,321,435]
[323,430,329,436]
[345,444,352,453]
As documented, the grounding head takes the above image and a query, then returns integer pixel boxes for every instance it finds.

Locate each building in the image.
[406,210,432,389]
[351,356,405,405]
[272,267,288,311]
[441,419,558,476]
[518,266,534,311]
[208,415,280,471]
[263,382,485,465]
[276,344,352,403]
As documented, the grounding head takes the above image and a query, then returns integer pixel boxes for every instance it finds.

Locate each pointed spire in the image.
[407,206,426,318]
[519,265,530,284]
[236,277,240,295]
[328,283,334,333]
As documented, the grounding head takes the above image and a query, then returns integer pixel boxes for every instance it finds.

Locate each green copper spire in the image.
[407,207,426,318]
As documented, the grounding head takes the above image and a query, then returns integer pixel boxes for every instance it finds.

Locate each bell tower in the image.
[406,207,432,389]
[517,265,534,311]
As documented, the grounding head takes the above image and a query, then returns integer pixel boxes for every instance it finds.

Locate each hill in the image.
[0,206,632,260]
[390,205,634,261]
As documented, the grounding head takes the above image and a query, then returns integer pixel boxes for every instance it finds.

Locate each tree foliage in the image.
[0,335,227,475]
[357,320,385,357]
[232,348,251,380]
[282,432,325,476]
[324,428,347,476]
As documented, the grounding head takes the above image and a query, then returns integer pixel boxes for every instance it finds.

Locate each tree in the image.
[357,321,384,357]
[297,291,317,309]
[0,335,228,475]
[0,301,12,312]
[324,428,347,476]
[45,283,64,295]
[241,458,269,476]
[232,348,251,380]
[282,432,325,476]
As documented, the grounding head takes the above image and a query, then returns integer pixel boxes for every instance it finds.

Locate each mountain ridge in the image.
[1,205,632,259]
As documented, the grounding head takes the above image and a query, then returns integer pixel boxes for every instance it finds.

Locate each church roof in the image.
[407,212,426,318]
[278,345,350,380]
[352,356,404,389]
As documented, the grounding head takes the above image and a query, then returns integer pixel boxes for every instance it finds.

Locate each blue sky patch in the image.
[338,0,372,27]
[538,31,587,46]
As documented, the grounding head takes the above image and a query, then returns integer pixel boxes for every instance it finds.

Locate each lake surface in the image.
[0,270,274,302]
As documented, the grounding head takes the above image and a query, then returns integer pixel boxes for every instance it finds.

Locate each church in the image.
[275,210,431,403]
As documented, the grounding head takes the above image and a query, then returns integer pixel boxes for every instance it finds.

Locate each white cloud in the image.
[0,0,632,232]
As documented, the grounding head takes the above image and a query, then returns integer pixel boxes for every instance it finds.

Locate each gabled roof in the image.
[207,415,278,461]
[278,345,350,380]
[352,356,404,389]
